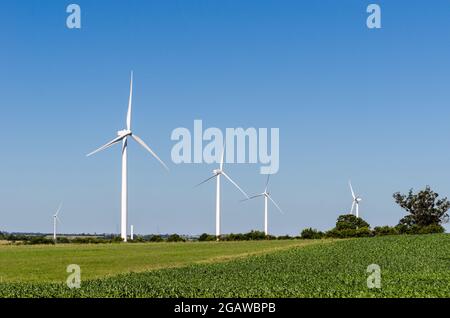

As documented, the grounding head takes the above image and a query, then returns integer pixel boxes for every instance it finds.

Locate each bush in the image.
[325,227,372,239]
[373,226,399,236]
[148,235,164,242]
[336,214,370,230]
[198,233,215,242]
[245,231,267,241]
[167,234,185,242]
[277,235,294,240]
[418,224,445,234]
[301,228,324,240]
[56,237,70,244]
[355,227,372,237]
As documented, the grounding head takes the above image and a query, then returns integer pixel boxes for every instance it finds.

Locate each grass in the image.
[0,239,322,283]
[0,234,449,297]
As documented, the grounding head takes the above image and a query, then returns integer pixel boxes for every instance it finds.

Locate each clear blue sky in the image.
[1,0,450,235]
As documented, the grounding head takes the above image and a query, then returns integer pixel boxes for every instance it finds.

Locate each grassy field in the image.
[0,239,320,283]
[0,234,449,297]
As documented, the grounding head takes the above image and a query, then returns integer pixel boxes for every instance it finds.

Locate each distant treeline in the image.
[300,214,445,240]
[1,186,447,244]
[0,231,297,245]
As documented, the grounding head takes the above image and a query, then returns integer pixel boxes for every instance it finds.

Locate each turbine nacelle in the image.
[117,129,132,137]
[213,169,223,175]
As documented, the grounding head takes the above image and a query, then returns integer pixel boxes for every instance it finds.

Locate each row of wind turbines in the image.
[50,72,364,242]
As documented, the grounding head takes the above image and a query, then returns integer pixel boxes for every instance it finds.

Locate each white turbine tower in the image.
[349,180,362,218]
[87,72,168,242]
[243,175,283,236]
[196,147,249,239]
[53,203,62,242]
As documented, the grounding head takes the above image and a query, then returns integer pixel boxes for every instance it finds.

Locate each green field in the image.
[0,239,319,283]
[1,234,449,298]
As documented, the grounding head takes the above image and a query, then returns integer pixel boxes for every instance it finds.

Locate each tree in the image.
[393,186,450,228]
[335,214,370,230]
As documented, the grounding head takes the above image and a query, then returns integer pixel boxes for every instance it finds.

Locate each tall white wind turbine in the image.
[53,203,62,242]
[87,72,168,242]
[196,147,249,239]
[243,175,283,236]
[349,180,362,218]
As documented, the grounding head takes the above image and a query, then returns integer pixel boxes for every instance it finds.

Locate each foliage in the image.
[395,223,445,235]
[325,227,372,238]
[393,186,450,228]
[373,226,399,236]
[335,214,370,230]
[167,234,186,242]
[148,235,164,242]
[221,231,268,241]
[323,215,371,238]
[300,228,324,239]
[198,233,214,241]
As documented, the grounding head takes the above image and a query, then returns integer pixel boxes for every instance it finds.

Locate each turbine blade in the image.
[222,172,249,199]
[126,71,133,131]
[240,194,265,202]
[55,202,63,217]
[349,180,356,199]
[87,135,124,157]
[131,135,169,171]
[265,174,271,192]
[220,144,225,170]
[267,195,283,214]
[194,174,218,188]
[351,201,356,214]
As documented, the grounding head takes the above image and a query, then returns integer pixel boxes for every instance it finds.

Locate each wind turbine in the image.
[196,147,249,239]
[87,72,168,242]
[349,180,362,218]
[53,203,62,242]
[243,175,283,236]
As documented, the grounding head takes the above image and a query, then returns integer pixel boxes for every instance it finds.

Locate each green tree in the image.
[335,214,370,230]
[393,186,450,228]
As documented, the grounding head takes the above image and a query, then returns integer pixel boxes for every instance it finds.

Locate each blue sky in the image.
[1,0,450,235]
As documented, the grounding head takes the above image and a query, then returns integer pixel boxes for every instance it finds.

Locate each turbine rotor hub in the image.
[117,129,132,137]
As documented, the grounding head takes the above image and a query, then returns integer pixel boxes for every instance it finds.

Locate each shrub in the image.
[301,228,324,240]
[277,235,293,240]
[373,226,399,236]
[167,234,185,242]
[418,224,445,235]
[336,214,370,230]
[355,227,372,237]
[148,235,164,242]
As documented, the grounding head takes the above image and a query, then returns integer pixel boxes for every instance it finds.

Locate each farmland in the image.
[0,234,449,297]
[0,239,320,283]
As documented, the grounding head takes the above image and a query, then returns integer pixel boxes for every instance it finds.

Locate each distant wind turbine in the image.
[53,203,63,242]
[349,180,362,218]
[196,146,249,239]
[87,72,168,242]
[242,175,283,236]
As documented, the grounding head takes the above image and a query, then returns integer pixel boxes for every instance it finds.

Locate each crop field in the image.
[0,234,449,298]
[0,239,320,283]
